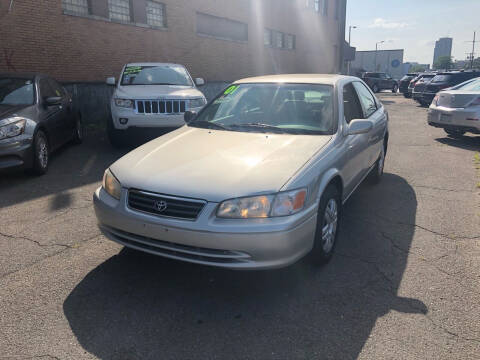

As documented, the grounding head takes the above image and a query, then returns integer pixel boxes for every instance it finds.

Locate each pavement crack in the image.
[35,204,92,225]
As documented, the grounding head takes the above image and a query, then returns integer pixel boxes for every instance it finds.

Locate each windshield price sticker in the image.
[224,85,239,95]
[124,66,142,75]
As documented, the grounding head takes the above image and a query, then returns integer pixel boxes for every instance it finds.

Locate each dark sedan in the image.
[0,73,83,174]
[399,73,417,98]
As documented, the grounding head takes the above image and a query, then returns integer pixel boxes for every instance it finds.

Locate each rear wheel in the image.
[372,84,379,93]
[72,114,83,144]
[32,130,49,175]
[445,129,466,138]
[369,143,386,184]
[309,184,341,265]
[392,84,398,93]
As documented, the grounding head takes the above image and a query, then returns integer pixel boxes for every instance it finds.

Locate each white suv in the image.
[106,63,207,146]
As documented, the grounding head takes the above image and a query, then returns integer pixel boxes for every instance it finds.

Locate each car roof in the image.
[234,74,350,85]
[125,62,185,67]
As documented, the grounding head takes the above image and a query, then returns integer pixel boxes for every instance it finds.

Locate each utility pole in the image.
[465,31,478,69]
[347,26,357,75]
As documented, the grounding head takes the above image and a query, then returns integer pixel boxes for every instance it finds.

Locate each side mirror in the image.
[44,96,62,106]
[195,78,205,87]
[106,77,116,86]
[347,120,373,135]
[184,110,197,123]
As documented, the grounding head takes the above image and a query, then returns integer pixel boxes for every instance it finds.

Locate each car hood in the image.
[0,104,30,120]
[111,127,332,202]
[114,85,204,99]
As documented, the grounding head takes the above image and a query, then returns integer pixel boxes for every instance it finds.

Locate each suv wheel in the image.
[309,184,341,265]
[372,84,379,93]
[392,84,398,93]
[107,116,126,148]
[32,130,49,175]
[445,129,465,138]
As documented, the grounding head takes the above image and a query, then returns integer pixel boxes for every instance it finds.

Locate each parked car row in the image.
[361,72,398,93]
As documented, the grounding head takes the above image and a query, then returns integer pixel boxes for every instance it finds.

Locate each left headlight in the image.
[114,98,134,108]
[102,169,122,200]
[217,188,307,219]
[190,98,207,108]
[0,118,26,140]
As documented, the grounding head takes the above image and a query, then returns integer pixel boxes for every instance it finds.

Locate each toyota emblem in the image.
[154,200,168,212]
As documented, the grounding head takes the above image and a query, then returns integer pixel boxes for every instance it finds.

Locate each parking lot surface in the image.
[1,94,479,359]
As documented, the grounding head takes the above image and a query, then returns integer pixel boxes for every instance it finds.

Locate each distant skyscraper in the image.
[433,37,453,66]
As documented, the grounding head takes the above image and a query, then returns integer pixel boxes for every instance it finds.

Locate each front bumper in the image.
[427,106,480,133]
[0,136,34,170]
[111,104,204,130]
[93,187,318,270]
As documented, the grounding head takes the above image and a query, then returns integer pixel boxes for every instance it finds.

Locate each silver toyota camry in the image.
[94,74,389,269]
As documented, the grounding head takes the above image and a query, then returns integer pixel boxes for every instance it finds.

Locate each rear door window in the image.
[48,79,66,99]
[343,83,364,123]
[353,82,378,118]
[39,78,56,99]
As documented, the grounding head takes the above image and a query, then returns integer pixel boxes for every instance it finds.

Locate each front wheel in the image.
[72,114,83,144]
[309,184,341,265]
[392,84,398,93]
[445,129,465,138]
[32,130,49,175]
[372,84,379,93]
[369,144,385,184]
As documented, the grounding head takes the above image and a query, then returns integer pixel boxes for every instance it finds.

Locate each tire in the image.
[32,130,49,175]
[445,129,465,138]
[392,84,398,93]
[72,114,83,144]
[404,92,411,99]
[309,184,342,265]
[369,142,386,184]
[372,84,379,93]
[107,116,126,148]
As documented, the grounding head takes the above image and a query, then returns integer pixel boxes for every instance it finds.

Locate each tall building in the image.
[0,0,347,82]
[433,37,453,66]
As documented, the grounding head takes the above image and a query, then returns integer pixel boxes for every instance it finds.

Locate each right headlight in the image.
[217,188,307,219]
[190,97,207,108]
[102,169,122,200]
[114,98,134,108]
[0,118,26,140]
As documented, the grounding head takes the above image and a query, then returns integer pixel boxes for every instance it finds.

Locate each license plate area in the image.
[440,114,452,123]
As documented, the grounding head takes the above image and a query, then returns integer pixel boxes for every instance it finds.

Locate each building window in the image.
[108,0,131,22]
[62,0,90,15]
[275,31,284,48]
[146,1,166,27]
[264,29,273,47]
[196,12,248,42]
[322,0,328,16]
[286,34,296,50]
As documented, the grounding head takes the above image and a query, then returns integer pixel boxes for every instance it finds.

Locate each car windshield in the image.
[0,78,35,106]
[121,65,193,86]
[189,83,335,135]
[432,74,453,83]
[454,78,480,91]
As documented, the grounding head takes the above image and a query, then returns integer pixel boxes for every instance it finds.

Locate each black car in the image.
[412,74,436,105]
[0,73,83,174]
[420,71,480,106]
[399,73,418,98]
[362,72,399,93]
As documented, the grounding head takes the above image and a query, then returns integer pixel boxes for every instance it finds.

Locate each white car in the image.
[428,77,480,137]
[106,63,207,146]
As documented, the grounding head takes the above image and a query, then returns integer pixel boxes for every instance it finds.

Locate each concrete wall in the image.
[351,50,405,79]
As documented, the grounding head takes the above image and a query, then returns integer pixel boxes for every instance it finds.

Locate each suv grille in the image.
[135,100,187,114]
[128,190,206,220]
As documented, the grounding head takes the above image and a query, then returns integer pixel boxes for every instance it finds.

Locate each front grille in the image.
[128,190,206,220]
[135,99,187,114]
[102,226,251,265]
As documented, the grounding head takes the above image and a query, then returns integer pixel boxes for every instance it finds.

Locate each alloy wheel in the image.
[322,198,338,253]
[38,136,48,169]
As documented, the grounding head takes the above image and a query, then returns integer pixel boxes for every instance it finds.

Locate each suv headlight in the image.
[102,169,122,200]
[217,188,307,219]
[190,98,207,108]
[114,98,134,108]
[0,118,27,140]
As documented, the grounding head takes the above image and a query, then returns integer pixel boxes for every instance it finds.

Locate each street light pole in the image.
[375,40,385,71]
[347,26,357,75]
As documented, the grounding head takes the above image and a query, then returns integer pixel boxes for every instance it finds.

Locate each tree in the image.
[434,56,453,70]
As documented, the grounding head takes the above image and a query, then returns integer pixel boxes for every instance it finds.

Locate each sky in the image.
[346,0,480,65]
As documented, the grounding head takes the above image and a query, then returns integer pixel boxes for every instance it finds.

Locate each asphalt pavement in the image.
[0,94,479,359]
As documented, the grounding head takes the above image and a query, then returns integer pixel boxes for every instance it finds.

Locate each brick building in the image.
[0,0,347,83]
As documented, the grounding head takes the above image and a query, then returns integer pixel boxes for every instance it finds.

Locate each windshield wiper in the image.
[228,123,286,133]
[189,120,229,131]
